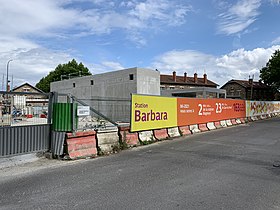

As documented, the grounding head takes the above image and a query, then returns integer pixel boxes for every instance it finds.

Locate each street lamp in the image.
[6,59,13,92]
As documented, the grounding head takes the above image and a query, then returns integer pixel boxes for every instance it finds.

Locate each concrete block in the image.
[139,130,155,142]
[235,119,242,124]
[66,132,97,159]
[179,125,192,135]
[260,115,266,119]
[119,130,139,146]
[97,130,119,153]
[240,118,246,124]
[251,116,258,121]
[220,120,227,128]
[167,127,181,138]
[226,119,232,126]
[207,122,216,130]
[69,148,97,159]
[153,129,169,140]
[189,124,201,133]
[231,119,237,125]
[198,123,209,132]
[214,121,222,129]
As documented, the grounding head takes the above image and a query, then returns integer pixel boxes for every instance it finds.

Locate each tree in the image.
[36,59,92,92]
[260,50,280,92]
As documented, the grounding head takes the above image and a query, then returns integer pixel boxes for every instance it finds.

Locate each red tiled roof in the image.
[160,75,218,87]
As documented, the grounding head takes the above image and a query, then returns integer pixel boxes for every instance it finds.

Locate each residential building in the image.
[160,71,225,98]
[220,79,274,100]
[12,83,48,106]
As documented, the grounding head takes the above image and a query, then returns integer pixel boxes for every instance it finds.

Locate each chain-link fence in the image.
[0,91,50,127]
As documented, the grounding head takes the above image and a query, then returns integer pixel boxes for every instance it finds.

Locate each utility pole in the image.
[2,74,4,90]
[6,59,13,92]
[250,75,254,100]
[11,75,13,91]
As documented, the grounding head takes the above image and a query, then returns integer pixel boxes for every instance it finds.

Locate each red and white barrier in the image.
[139,130,155,142]
[214,121,222,129]
[179,125,192,135]
[153,129,169,140]
[226,120,232,126]
[198,123,209,132]
[207,122,216,130]
[167,127,181,138]
[189,124,200,133]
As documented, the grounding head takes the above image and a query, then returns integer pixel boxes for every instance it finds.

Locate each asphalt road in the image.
[1,118,280,210]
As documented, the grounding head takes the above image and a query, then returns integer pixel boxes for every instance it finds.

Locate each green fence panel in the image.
[52,103,76,132]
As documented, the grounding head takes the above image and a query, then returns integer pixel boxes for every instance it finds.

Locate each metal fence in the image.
[0,91,50,127]
[76,97,131,123]
[0,91,51,157]
[54,93,131,131]
[0,91,130,157]
[0,124,50,157]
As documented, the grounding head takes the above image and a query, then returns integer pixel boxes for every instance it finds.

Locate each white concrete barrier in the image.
[260,115,266,119]
[251,116,258,121]
[189,124,201,133]
[139,130,155,142]
[226,119,232,126]
[236,119,242,124]
[220,120,227,128]
[207,122,216,130]
[97,128,119,154]
[167,127,181,138]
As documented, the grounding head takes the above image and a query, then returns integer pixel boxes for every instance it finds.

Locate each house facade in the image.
[160,71,225,98]
[12,83,48,116]
[220,79,274,100]
[160,71,218,89]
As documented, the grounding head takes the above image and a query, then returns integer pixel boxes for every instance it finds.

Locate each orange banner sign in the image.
[177,98,246,126]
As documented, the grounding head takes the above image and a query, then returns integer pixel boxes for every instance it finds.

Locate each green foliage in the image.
[36,59,92,92]
[260,50,280,91]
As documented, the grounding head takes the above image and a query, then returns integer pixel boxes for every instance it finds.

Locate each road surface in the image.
[1,118,280,209]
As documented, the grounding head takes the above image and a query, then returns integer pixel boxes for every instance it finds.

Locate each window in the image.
[160,85,166,90]
[129,74,134,80]
[73,83,75,88]
[91,80,94,85]
[23,88,30,92]
[237,90,241,96]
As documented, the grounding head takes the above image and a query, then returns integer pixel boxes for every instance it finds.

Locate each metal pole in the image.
[6,59,13,92]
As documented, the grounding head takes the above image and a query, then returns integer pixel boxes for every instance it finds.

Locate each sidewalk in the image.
[0,153,40,169]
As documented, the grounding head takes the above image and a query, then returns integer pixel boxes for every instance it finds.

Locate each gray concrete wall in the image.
[50,67,160,122]
[136,68,160,95]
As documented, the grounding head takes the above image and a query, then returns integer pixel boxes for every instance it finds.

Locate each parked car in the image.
[12,107,22,117]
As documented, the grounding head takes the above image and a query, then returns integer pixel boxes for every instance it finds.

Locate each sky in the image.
[0,0,280,90]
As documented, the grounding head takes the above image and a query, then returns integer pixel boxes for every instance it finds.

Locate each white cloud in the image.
[89,61,125,74]
[0,0,191,89]
[217,0,261,35]
[270,0,280,4]
[0,48,72,89]
[153,50,215,72]
[0,0,79,37]
[129,0,191,26]
[272,36,280,45]
[152,45,280,86]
